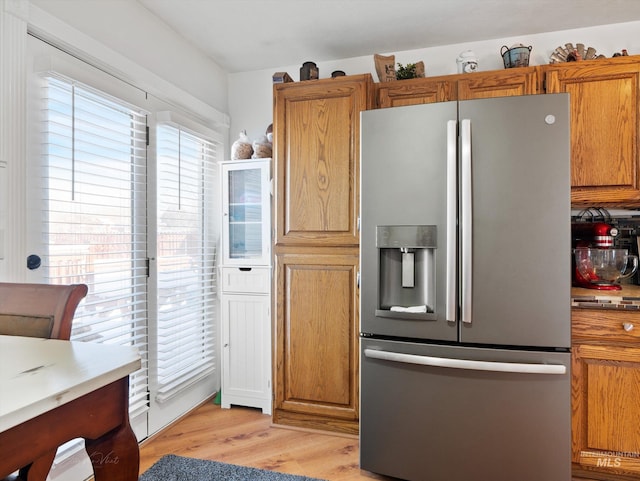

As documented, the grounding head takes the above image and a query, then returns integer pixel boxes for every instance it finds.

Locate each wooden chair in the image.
[0,282,88,340]
[0,282,88,481]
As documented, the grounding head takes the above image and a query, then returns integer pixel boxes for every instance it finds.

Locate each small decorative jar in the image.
[300,61,319,81]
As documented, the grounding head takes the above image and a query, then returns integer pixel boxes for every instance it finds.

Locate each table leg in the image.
[84,374,139,481]
[85,420,140,481]
[18,450,56,481]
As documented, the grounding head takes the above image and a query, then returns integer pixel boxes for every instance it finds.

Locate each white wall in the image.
[29,0,229,117]
[228,20,640,151]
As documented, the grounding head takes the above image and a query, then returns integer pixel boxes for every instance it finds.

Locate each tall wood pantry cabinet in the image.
[219,158,272,415]
[272,74,372,434]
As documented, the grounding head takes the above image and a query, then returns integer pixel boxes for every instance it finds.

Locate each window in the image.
[28,33,223,481]
[38,74,150,421]
[154,123,218,403]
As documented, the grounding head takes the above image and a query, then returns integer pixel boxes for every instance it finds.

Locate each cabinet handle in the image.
[623,322,634,332]
[224,343,229,347]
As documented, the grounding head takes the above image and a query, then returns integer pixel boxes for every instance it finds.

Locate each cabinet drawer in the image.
[220,267,270,294]
[572,309,640,343]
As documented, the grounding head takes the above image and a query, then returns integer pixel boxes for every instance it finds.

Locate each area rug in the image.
[139,454,326,481]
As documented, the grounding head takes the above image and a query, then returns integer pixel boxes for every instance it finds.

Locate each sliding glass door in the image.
[25,35,221,481]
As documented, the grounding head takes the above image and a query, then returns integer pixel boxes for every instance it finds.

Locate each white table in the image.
[0,335,141,481]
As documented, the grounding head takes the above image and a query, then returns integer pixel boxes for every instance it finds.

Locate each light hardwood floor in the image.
[139,401,390,480]
[138,400,597,481]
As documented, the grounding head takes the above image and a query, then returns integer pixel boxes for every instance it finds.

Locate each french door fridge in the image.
[359,94,572,481]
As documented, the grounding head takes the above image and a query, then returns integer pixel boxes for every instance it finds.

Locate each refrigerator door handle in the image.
[460,119,472,324]
[364,348,566,375]
[446,120,457,323]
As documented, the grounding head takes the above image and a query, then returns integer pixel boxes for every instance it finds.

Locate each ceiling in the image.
[136,0,640,73]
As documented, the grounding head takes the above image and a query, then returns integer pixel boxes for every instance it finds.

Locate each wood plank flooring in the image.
[139,401,390,480]
[138,400,597,481]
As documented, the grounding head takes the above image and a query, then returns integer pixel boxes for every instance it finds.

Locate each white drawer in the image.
[220,267,271,294]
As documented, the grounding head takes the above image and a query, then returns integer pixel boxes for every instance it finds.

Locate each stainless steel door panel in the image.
[458,94,571,348]
[360,103,457,341]
[360,338,571,481]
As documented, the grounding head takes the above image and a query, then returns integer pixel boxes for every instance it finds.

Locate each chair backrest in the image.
[0,282,88,340]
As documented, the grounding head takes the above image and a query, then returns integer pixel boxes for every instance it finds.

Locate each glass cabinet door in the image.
[221,159,270,265]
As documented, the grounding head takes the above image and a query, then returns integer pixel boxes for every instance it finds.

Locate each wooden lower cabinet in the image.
[273,247,359,435]
[572,309,640,479]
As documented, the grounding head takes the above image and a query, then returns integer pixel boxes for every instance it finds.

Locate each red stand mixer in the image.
[572,221,638,290]
[572,221,618,249]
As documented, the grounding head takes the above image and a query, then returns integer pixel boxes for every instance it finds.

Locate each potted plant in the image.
[396,62,418,80]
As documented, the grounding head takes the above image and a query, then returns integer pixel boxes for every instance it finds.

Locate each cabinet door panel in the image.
[220,159,271,266]
[376,77,455,108]
[221,294,271,414]
[572,344,640,475]
[273,249,359,433]
[545,57,640,205]
[457,67,539,99]
[273,75,371,246]
[587,362,640,452]
[286,95,351,234]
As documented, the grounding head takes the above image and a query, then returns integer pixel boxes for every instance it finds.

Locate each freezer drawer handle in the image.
[364,348,566,375]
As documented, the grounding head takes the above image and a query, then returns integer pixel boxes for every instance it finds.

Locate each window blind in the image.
[39,75,149,418]
[154,123,218,403]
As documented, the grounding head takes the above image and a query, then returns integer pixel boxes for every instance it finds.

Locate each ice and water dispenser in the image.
[376,225,436,318]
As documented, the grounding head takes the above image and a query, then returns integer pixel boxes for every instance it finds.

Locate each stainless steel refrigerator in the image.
[359,94,572,481]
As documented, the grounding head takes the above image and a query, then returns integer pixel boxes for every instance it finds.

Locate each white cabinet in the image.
[220,159,271,266]
[219,159,271,414]
[220,270,271,414]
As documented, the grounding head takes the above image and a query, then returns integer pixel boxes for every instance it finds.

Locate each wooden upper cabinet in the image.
[273,74,372,247]
[457,66,539,99]
[375,67,540,108]
[544,56,640,206]
[376,75,456,108]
